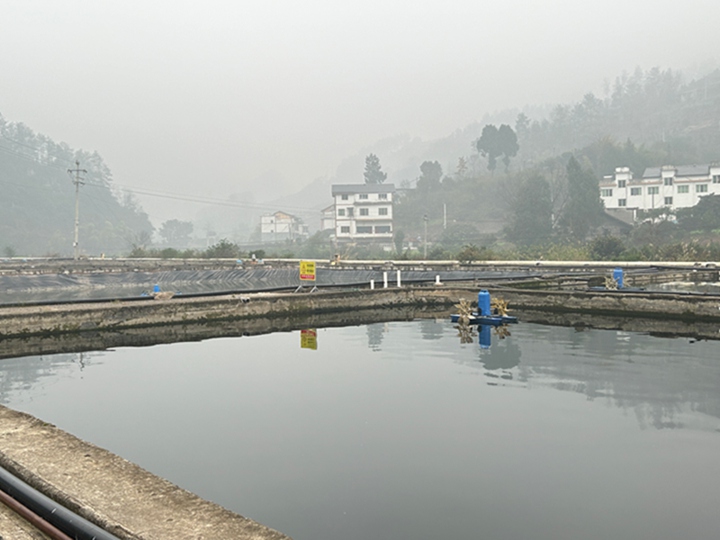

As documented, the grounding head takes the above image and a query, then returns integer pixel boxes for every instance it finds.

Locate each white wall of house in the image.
[320,205,335,232]
[260,212,308,242]
[600,165,720,215]
[332,184,395,241]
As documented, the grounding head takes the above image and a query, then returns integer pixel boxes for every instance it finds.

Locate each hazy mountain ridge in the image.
[3,66,719,254]
[0,114,153,256]
[268,67,720,233]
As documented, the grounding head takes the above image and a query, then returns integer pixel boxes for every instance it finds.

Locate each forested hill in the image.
[319,67,720,189]
[0,116,153,257]
[515,67,720,171]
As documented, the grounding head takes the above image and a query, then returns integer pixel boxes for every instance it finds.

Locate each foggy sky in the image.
[1,0,718,224]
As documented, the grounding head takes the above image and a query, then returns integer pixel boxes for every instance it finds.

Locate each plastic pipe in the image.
[0,465,120,540]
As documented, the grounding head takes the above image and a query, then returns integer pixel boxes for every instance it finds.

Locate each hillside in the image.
[269,67,720,234]
[0,116,153,257]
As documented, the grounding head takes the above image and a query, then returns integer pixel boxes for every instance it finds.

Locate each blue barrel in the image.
[478,290,491,317]
[613,268,624,289]
[153,284,160,293]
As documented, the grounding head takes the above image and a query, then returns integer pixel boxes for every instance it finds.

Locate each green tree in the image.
[204,239,240,258]
[676,194,720,232]
[515,113,530,140]
[393,230,405,256]
[417,161,443,192]
[589,234,626,260]
[498,124,520,169]
[476,125,501,172]
[455,157,468,178]
[159,219,194,246]
[475,124,519,172]
[505,175,553,245]
[364,153,387,184]
[562,156,604,240]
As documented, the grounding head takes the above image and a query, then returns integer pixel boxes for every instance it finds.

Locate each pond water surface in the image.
[2,320,720,540]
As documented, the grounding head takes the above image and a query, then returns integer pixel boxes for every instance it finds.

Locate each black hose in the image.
[0,464,120,540]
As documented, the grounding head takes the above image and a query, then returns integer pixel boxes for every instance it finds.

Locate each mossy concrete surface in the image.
[0,406,291,540]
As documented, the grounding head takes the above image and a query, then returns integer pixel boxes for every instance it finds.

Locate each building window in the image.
[359,194,368,200]
[359,208,369,216]
[356,226,373,234]
[713,175,720,184]
[697,184,708,193]
[648,186,659,195]
[379,193,388,199]
[337,209,345,216]
[664,177,673,186]
[341,194,348,200]
[601,188,613,197]
[347,208,354,217]
[378,207,388,216]
[618,199,627,207]
[677,185,689,194]
[375,225,391,234]
[664,197,673,205]
[630,187,641,196]
[340,226,350,233]
[617,180,626,188]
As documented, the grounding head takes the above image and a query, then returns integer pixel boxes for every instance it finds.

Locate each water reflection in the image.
[2,321,720,540]
[0,352,102,404]
[419,318,444,341]
[3,322,720,433]
[366,323,386,351]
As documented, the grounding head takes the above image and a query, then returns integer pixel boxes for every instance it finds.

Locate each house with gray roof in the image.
[600,164,720,217]
[331,184,395,243]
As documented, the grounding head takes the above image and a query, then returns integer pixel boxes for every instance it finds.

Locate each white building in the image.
[320,204,335,232]
[601,164,720,217]
[260,211,309,243]
[331,184,395,241]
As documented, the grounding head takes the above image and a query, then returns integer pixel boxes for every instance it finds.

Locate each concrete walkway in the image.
[0,507,52,539]
[0,406,292,540]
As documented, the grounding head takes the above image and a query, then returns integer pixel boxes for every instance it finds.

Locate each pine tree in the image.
[364,154,387,184]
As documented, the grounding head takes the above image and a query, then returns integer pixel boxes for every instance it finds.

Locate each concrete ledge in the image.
[0,406,291,540]
[1,286,720,341]
[494,287,720,321]
[0,288,457,338]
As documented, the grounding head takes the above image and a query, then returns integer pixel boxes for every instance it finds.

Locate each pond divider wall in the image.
[2,286,720,341]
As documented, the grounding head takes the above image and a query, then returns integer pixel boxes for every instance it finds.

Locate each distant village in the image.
[260,182,396,248]
[260,161,720,247]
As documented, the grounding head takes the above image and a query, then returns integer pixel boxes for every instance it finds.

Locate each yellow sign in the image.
[300,329,318,350]
[299,260,316,281]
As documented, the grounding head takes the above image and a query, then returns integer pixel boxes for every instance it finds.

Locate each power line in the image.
[0,136,322,214]
[100,182,319,214]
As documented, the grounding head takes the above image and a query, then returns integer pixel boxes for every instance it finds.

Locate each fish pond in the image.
[2,319,720,540]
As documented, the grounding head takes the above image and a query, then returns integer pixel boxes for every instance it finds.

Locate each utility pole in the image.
[423,214,428,259]
[67,161,87,260]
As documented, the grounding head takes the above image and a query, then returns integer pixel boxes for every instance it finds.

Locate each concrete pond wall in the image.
[2,284,720,538]
[1,285,720,341]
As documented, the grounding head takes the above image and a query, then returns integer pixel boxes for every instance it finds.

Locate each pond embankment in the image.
[0,406,291,540]
[2,280,720,538]
[1,285,719,341]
